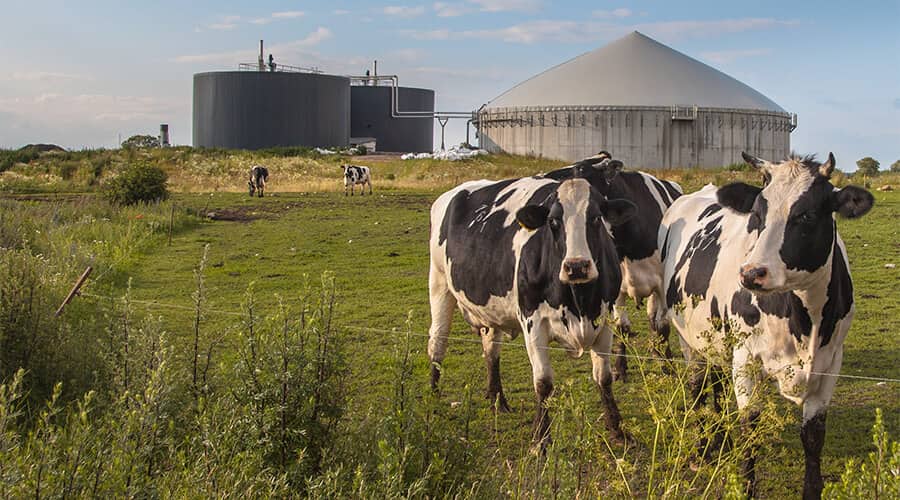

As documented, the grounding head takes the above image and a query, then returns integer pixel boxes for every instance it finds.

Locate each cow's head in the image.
[717,152,873,293]
[570,151,624,189]
[516,178,636,284]
[248,181,256,197]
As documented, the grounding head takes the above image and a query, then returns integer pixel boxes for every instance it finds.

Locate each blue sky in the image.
[1,0,898,169]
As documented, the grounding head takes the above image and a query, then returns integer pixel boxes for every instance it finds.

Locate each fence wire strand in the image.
[74,291,900,385]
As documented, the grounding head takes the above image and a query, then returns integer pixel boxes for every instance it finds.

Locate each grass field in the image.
[103,187,900,496]
[1,149,897,497]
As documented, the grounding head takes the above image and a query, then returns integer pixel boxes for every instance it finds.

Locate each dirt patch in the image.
[206,207,267,222]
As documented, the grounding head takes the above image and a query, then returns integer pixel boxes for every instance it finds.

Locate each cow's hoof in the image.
[488,393,512,413]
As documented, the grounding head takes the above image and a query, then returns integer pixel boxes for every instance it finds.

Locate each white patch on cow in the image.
[557,179,598,283]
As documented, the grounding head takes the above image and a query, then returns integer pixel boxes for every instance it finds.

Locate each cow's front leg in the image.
[590,324,625,443]
[524,319,553,451]
[367,180,373,195]
[611,291,631,382]
[480,327,511,412]
[733,348,762,498]
[800,348,840,500]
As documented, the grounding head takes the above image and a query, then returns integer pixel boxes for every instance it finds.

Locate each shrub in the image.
[891,160,900,173]
[104,162,168,205]
[824,408,900,499]
[121,134,160,149]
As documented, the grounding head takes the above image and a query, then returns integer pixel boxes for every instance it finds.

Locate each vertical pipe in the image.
[374,60,377,86]
[259,40,264,71]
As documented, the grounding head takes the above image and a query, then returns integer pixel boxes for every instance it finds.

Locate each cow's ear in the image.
[516,205,550,230]
[832,185,874,218]
[741,152,765,169]
[717,182,761,213]
[600,199,637,226]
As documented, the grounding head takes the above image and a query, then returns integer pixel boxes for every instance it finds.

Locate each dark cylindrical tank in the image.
[350,86,434,152]
[193,71,350,150]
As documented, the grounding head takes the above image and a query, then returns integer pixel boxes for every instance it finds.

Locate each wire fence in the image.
[73,290,900,386]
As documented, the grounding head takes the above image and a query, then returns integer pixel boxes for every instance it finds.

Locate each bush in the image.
[104,162,168,205]
[891,160,900,173]
[824,408,900,498]
[121,134,160,149]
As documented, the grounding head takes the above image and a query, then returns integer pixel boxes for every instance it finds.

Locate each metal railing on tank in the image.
[238,62,323,74]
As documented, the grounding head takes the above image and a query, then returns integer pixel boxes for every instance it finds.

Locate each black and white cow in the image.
[428,175,637,446]
[544,152,682,380]
[341,164,373,195]
[248,165,269,197]
[659,153,874,499]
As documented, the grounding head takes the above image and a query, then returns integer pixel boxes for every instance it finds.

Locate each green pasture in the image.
[96,185,899,497]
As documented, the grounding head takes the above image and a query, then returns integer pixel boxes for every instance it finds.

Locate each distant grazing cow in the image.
[248,165,269,197]
[544,152,682,380]
[341,165,372,195]
[659,152,874,498]
[428,175,637,447]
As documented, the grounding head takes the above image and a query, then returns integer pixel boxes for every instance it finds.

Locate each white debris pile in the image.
[401,145,489,161]
[314,146,365,155]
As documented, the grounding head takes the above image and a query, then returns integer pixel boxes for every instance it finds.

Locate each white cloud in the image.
[469,0,541,13]
[1,71,92,82]
[701,48,772,64]
[173,27,334,65]
[593,8,631,19]
[333,9,350,15]
[272,11,305,19]
[405,17,798,44]
[383,5,426,18]
[207,15,241,31]
[433,2,470,17]
[249,18,272,25]
[634,18,799,41]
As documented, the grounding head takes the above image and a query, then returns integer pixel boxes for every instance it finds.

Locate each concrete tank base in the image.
[478,106,792,169]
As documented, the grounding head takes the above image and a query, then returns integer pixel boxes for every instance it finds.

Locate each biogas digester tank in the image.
[193,71,350,150]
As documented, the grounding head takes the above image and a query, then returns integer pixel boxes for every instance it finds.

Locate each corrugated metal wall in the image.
[478,107,792,168]
[193,71,350,150]
[350,86,434,153]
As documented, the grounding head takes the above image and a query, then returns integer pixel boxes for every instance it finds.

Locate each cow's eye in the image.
[548,218,561,231]
[798,212,816,224]
[592,215,604,226]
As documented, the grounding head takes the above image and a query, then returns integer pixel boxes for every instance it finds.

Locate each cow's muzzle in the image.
[740,265,769,290]
[562,258,597,284]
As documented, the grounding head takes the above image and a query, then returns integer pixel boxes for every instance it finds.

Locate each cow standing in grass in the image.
[544,152,682,381]
[428,175,636,447]
[248,165,269,198]
[467,153,683,412]
[342,165,372,196]
[659,152,874,499]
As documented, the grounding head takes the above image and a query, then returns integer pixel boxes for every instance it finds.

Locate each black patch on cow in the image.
[660,227,670,262]
[819,240,853,347]
[731,289,760,326]
[647,177,670,203]
[717,182,762,214]
[780,177,835,272]
[526,319,534,333]
[543,166,676,261]
[438,178,524,306]
[710,296,720,320]
[757,292,812,342]
[699,203,722,220]
[494,189,514,206]
[662,180,682,202]
[666,216,723,307]
[516,186,621,320]
[747,195,768,234]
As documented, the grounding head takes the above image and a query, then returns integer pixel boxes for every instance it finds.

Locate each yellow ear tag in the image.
[518,221,535,231]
